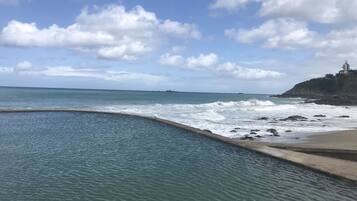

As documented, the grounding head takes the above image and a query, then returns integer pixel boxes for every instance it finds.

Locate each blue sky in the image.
[0,0,356,93]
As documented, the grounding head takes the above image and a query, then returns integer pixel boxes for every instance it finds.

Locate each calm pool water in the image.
[0,111,356,201]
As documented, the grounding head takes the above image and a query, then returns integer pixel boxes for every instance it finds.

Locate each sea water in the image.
[0,111,356,201]
[1,87,357,141]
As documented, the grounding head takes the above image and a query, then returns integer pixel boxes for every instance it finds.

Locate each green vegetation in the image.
[279,70,357,105]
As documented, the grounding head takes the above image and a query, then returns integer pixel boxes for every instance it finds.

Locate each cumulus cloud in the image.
[186,53,219,68]
[0,4,201,60]
[225,18,317,49]
[0,61,166,83]
[159,20,201,39]
[225,17,357,58]
[209,0,256,11]
[159,53,218,69]
[259,0,357,24]
[159,53,185,67]
[217,62,284,79]
[210,0,357,24]
[159,53,283,79]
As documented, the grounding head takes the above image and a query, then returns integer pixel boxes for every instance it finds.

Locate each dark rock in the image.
[203,129,212,133]
[257,117,269,120]
[314,114,326,117]
[230,129,237,133]
[250,131,258,135]
[280,115,308,121]
[256,135,263,138]
[338,115,350,118]
[275,68,357,106]
[234,127,241,130]
[251,129,260,132]
[285,130,292,133]
[266,128,279,136]
[240,135,254,140]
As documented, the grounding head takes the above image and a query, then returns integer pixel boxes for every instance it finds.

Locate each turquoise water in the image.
[0,86,275,108]
[0,111,356,201]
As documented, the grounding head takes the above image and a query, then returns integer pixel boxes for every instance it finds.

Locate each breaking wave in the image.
[95,99,357,142]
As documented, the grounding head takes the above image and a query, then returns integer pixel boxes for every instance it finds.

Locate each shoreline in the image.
[268,130,357,161]
[0,108,357,183]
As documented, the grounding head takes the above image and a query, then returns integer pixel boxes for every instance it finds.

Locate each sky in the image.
[0,0,356,93]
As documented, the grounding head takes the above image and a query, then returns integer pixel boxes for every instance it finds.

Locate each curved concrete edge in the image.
[1,109,357,184]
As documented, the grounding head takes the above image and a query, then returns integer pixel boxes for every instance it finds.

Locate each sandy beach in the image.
[296,130,357,150]
[267,130,357,162]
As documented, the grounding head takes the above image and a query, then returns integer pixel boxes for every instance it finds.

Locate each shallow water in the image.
[0,111,356,201]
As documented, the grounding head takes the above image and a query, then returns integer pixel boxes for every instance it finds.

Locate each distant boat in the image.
[165,90,177,93]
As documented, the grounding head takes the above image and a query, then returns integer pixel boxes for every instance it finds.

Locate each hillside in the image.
[279,70,357,105]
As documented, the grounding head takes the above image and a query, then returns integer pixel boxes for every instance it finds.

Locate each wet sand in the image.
[297,130,357,150]
[268,130,357,162]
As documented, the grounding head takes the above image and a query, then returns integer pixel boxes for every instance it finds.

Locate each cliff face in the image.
[280,71,357,105]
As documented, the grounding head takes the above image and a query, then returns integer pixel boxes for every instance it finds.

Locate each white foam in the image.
[94,99,357,141]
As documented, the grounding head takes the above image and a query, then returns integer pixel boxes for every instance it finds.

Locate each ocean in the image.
[1,86,357,141]
[0,111,356,200]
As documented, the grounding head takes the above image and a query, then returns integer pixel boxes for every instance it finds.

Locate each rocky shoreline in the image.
[276,94,357,106]
[236,114,352,141]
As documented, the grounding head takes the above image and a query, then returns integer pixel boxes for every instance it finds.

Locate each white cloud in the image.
[159,53,218,69]
[0,63,166,84]
[159,52,283,79]
[0,0,18,5]
[159,53,184,67]
[209,0,357,24]
[209,0,255,11]
[0,67,13,73]
[159,20,201,39]
[0,4,201,60]
[259,0,357,24]
[225,17,357,59]
[217,62,284,79]
[15,60,33,71]
[225,18,317,49]
[186,53,218,68]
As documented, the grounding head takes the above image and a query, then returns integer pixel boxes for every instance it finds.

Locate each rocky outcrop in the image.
[280,115,308,121]
[277,70,357,105]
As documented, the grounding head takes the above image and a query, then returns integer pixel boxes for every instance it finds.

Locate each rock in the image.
[240,135,254,140]
[250,131,258,135]
[285,130,292,133]
[256,135,263,138]
[314,114,326,117]
[230,130,237,133]
[234,127,241,130]
[251,129,260,132]
[203,129,212,133]
[258,117,269,120]
[338,115,350,118]
[266,128,279,136]
[280,115,308,121]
